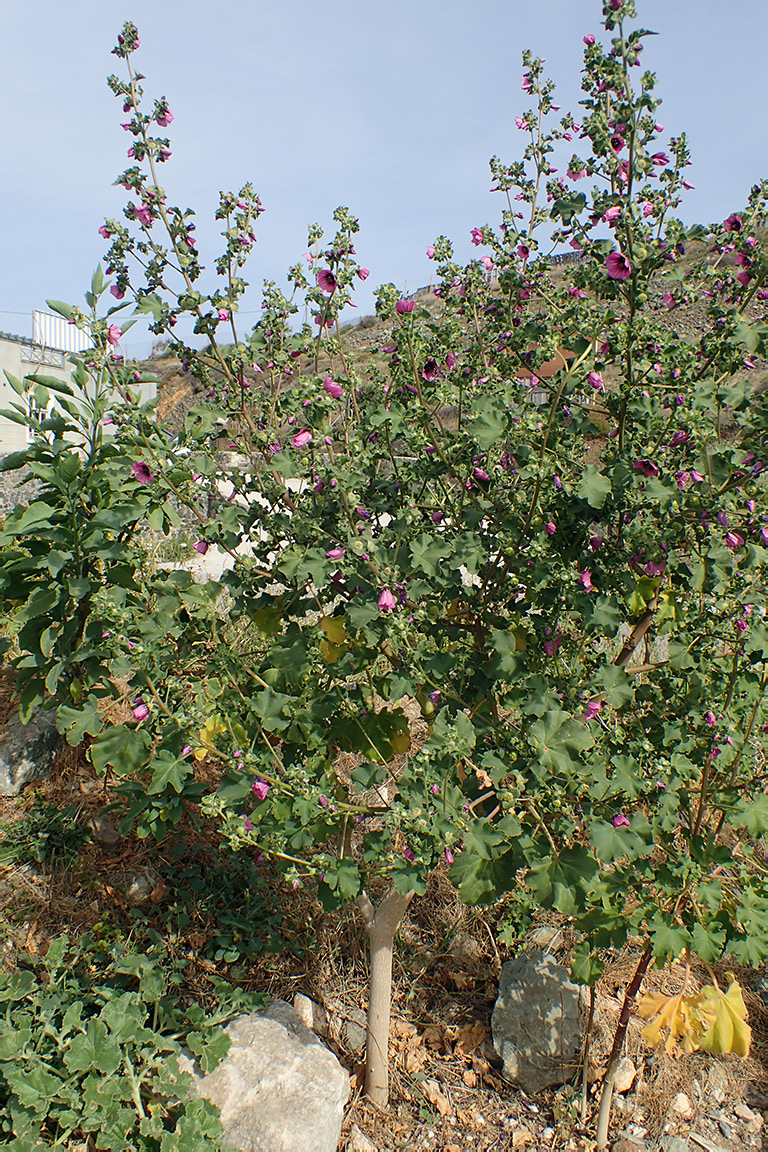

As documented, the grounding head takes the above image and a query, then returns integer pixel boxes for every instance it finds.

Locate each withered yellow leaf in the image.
[694,979,751,1057]
[319,615,347,645]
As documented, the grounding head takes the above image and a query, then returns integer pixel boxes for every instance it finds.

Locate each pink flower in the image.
[357,267,370,280]
[470,227,483,246]
[244,815,254,832]
[403,846,415,863]
[579,569,595,592]
[99,224,112,239]
[725,531,744,550]
[481,256,493,271]
[316,269,337,294]
[583,33,596,44]
[217,308,230,322]
[602,206,621,226]
[445,352,457,370]
[182,745,193,757]
[110,285,125,300]
[107,324,122,346]
[515,116,526,129]
[545,520,556,535]
[724,214,742,232]
[395,299,414,315]
[193,540,209,555]
[634,459,659,478]
[292,429,313,448]
[132,702,149,722]
[252,779,270,801]
[587,371,603,391]
[651,152,670,166]
[662,291,677,309]
[131,461,155,485]
[444,848,454,866]
[135,205,153,227]
[157,108,174,127]
[473,467,490,483]
[325,548,346,560]
[426,245,436,259]
[612,813,630,829]
[704,710,716,727]
[590,535,604,550]
[584,700,602,722]
[378,589,397,612]
[323,377,343,399]
[422,358,439,382]
[606,251,631,280]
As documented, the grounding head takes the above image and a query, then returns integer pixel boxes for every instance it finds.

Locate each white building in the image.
[0,311,155,456]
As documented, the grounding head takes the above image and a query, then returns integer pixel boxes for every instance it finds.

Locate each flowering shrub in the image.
[2,0,768,1121]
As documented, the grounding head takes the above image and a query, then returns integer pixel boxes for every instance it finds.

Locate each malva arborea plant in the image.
[2,0,768,1132]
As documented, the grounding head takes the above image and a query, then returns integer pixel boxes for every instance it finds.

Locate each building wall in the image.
[0,331,156,457]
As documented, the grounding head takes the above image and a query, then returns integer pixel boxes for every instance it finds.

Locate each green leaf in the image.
[186,1028,231,1074]
[731,793,768,836]
[469,396,509,451]
[63,1019,122,1075]
[589,819,649,864]
[46,299,76,320]
[527,708,594,773]
[148,752,193,796]
[577,465,612,509]
[91,725,152,777]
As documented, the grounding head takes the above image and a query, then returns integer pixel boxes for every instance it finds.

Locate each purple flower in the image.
[633,459,660,478]
[395,299,414,315]
[323,376,343,399]
[473,467,490,484]
[546,521,556,535]
[587,371,604,391]
[355,506,371,520]
[444,848,454,866]
[724,213,742,232]
[357,267,370,280]
[606,251,631,280]
[292,429,313,448]
[651,152,670,167]
[107,324,122,346]
[584,700,602,722]
[430,783,440,795]
[318,795,328,808]
[252,779,270,801]
[217,308,230,322]
[98,224,112,239]
[602,206,621,226]
[431,511,444,523]
[378,589,397,612]
[110,285,125,300]
[583,33,596,44]
[316,269,337,294]
[422,358,439,382]
[193,540,209,555]
[470,227,483,246]
[131,461,156,485]
[612,813,630,828]
[669,430,689,447]
[662,291,677,310]
[182,745,192,757]
[403,846,415,863]
[157,107,174,127]
[134,206,153,227]
[725,531,744,550]
[590,535,604,550]
[445,351,457,370]
[325,547,346,560]
[132,702,149,722]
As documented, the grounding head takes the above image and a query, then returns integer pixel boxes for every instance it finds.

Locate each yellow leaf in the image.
[320,640,344,664]
[200,714,225,742]
[694,979,751,1057]
[638,990,699,1055]
[192,747,207,762]
[390,731,411,755]
[319,616,347,645]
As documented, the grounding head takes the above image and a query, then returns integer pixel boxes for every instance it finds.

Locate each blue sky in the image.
[1,0,765,358]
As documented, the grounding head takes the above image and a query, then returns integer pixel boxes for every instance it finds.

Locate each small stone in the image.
[689,1134,728,1152]
[89,812,120,847]
[718,1120,733,1142]
[341,1009,367,1055]
[672,1093,694,1121]
[747,1117,764,1135]
[613,1140,645,1152]
[709,1088,726,1106]
[734,1103,758,1123]
[125,870,156,905]
[658,1138,689,1152]
[293,994,329,1038]
[348,1124,378,1152]
[614,1057,637,1094]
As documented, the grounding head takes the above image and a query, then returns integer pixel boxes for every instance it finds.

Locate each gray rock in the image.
[180,1001,349,1152]
[89,812,121,847]
[0,708,58,796]
[491,949,586,1093]
[658,1139,689,1152]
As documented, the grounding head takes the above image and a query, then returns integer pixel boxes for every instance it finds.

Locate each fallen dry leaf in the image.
[422,1079,451,1117]
[512,1127,534,1149]
[455,1020,488,1056]
[462,1069,478,1088]
[446,971,476,991]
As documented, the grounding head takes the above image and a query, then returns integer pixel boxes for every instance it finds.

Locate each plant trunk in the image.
[357,886,414,1107]
[595,942,653,1149]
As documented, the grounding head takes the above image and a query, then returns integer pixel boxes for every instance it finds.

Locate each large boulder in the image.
[179,1001,350,1152]
[491,949,586,1094]
[0,709,59,796]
